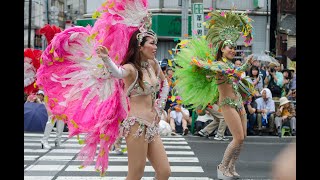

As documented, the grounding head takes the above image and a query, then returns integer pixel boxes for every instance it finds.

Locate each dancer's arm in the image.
[236,55,253,72]
[150,59,170,115]
[96,45,130,79]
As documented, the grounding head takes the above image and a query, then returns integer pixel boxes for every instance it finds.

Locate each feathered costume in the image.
[174,10,256,109]
[24,48,42,95]
[24,24,62,95]
[36,0,152,176]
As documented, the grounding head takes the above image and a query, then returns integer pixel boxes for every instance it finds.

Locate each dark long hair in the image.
[121,29,148,90]
[216,42,225,61]
[249,66,260,78]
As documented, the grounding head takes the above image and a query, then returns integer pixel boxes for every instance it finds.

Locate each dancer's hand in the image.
[96,45,110,60]
[155,113,160,124]
[246,54,254,65]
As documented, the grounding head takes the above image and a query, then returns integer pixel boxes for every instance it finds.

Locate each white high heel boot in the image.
[41,117,54,149]
[55,120,65,147]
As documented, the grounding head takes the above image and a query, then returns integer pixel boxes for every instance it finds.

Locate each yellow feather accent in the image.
[97,64,104,68]
[71,120,79,128]
[100,134,105,139]
[99,149,105,157]
[86,55,93,60]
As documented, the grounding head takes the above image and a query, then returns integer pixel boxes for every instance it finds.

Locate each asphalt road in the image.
[185,135,295,179]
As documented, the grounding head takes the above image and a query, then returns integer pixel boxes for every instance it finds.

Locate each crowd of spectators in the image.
[158,57,296,139]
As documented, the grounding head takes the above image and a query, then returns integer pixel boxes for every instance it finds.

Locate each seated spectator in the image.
[255,88,276,136]
[169,102,191,135]
[244,95,257,135]
[275,97,296,137]
[194,108,214,134]
[158,109,172,136]
[197,103,229,141]
[287,89,296,101]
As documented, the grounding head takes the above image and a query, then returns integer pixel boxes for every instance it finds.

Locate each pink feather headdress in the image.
[91,0,156,64]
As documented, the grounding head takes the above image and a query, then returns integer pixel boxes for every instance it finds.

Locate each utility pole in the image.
[28,0,32,48]
[181,0,189,39]
[266,0,270,51]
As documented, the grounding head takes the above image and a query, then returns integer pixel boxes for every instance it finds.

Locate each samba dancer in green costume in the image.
[174,10,255,179]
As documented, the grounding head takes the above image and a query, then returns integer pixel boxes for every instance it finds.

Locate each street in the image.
[24,132,295,180]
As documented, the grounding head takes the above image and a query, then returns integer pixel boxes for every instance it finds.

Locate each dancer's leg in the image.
[228,111,247,178]
[125,123,148,180]
[147,135,171,180]
[217,106,245,178]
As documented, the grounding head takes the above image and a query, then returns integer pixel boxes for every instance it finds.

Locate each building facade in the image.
[275,0,296,68]
[24,0,86,49]
[78,0,271,63]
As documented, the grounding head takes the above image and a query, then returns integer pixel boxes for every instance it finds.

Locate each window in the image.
[234,45,252,62]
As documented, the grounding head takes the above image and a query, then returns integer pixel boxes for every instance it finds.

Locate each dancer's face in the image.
[140,37,157,60]
[221,45,236,60]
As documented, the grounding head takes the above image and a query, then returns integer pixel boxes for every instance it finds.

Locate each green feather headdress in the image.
[204,10,254,58]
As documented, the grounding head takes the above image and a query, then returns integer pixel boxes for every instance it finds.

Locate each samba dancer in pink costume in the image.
[36,0,170,179]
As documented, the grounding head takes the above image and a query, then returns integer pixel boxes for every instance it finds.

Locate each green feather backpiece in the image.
[173,36,220,109]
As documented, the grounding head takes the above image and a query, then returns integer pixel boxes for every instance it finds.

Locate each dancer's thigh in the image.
[125,123,148,175]
[220,105,244,140]
[147,135,170,175]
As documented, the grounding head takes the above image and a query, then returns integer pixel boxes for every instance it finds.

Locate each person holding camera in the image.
[265,63,283,98]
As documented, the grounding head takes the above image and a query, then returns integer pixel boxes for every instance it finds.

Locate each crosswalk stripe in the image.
[31,156,199,163]
[24,141,188,147]
[23,176,211,180]
[24,137,185,141]
[64,165,204,172]
[38,155,75,160]
[24,132,208,179]
[25,164,66,171]
[54,177,211,180]
[24,149,49,153]
[24,155,40,160]
[24,176,54,180]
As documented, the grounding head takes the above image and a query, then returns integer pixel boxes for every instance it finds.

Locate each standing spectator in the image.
[252,59,267,87]
[274,97,296,137]
[39,90,65,149]
[160,58,168,72]
[265,63,283,98]
[286,67,296,99]
[281,69,292,96]
[234,59,246,78]
[169,102,191,135]
[244,95,257,135]
[36,90,45,104]
[255,88,276,136]
[198,104,229,141]
[164,68,176,112]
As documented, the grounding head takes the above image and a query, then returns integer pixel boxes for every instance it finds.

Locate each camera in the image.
[270,67,275,73]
